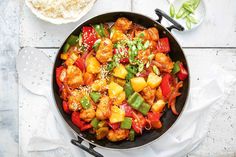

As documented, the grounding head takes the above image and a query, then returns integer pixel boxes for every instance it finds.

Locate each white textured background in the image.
[0,0,19,156]
[0,0,236,156]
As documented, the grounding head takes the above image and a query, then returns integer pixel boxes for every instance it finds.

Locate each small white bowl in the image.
[169,0,206,32]
[25,0,96,24]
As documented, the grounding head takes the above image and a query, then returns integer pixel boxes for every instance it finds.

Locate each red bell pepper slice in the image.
[74,57,85,72]
[107,121,120,130]
[56,66,64,90]
[120,103,133,117]
[82,26,97,51]
[62,101,71,114]
[131,112,146,134]
[156,37,170,53]
[71,112,92,131]
[160,73,172,98]
[120,58,129,64]
[72,112,84,128]
[147,112,161,128]
[80,124,92,131]
[177,62,188,81]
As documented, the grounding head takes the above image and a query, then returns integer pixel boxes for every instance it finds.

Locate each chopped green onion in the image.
[126,65,138,74]
[182,10,191,19]
[67,35,80,46]
[78,33,83,47]
[148,54,155,61]
[153,65,160,75]
[187,15,198,24]
[146,53,155,68]
[94,24,106,37]
[186,18,192,30]
[176,7,186,19]
[131,45,137,52]
[143,40,150,50]
[110,28,116,38]
[170,4,175,18]
[138,62,144,72]
[138,32,145,38]
[113,54,121,66]
[174,0,200,30]
[137,42,143,50]
[98,121,107,128]
[146,61,150,68]
[183,3,194,13]
[92,39,101,52]
[125,72,134,81]
[106,61,115,71]
[193,0,201,9]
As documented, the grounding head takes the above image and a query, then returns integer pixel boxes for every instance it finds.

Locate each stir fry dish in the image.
[56,17,188,142]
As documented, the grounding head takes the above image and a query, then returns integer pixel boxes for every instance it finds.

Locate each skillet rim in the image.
[51,11,190,150]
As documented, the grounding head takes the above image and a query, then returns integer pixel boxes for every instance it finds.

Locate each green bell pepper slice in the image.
[91,118,100,129]
[128,92,144,110]
[129,129,135,141]
[138,102,151,115]
[80,96,91,109]
[106,61,115,71]
[90,92,101,103]
[121,117,132,129]
[172,61,180,74]
[124,82,134,98]
[94,24,106,37]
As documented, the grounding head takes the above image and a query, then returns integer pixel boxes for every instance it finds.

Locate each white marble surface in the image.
[0,0,236,156]
[0,0,19,156]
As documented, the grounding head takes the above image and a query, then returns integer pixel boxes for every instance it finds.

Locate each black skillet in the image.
[52,9,190,157]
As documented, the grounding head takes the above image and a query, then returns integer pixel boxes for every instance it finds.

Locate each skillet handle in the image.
[155,8,184,32]
[71,137,103,157]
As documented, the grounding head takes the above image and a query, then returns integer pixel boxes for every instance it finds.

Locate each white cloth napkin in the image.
[20,66,235,157]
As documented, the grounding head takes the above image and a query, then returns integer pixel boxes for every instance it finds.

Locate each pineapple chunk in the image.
[109,106,125,123]
[113,64,128,79]
[114,77,126,86]
[65,53,78,66]
[108,82,123,98]
[86,56,101,74]
[113,91,126,105]
[130,77,147,92]
[147,72,162,88]
[60,53,69,60]
[91,79,107,91]
[151,100,166,113]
